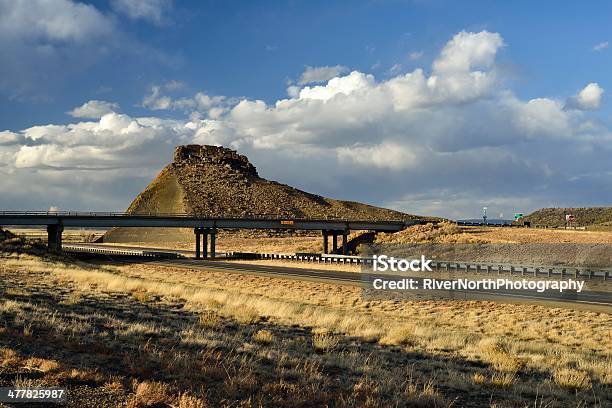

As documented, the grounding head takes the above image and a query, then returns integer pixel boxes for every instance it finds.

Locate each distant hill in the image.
[103,145,431,243]
[521,207,612,227]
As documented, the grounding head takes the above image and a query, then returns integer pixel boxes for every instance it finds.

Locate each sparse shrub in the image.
[230,306,260,324]
[553,368,592,391]
[22,358,60,373]
[178,393,208,408]
[199,310,222,329]
[379,324,416,346]
[404,376,448,407]
[65,368,104,384]
[0,348,21,367]
[312,332,339,353]
[127,380,172,408]
[60,292,83,305]
[132,291,152,303]
[489,372,516,389]
[253,329,274,345]
[22,323,33,337]
[472,373,486,385]
[13,376,46,388]
[478,338,523,372]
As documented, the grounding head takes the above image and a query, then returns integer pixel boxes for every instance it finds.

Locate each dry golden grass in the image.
[312,332,340,353]
[377,223,612,245]
[1,252,610,407]
[466,226,612,244]
[553,368,592,391]
[252,329,275,345]
[227,258,361,272]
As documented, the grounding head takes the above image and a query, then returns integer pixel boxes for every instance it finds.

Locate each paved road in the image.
[69,244,612,313]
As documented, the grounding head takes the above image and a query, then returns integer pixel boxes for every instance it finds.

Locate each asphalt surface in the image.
[68,243,611,313]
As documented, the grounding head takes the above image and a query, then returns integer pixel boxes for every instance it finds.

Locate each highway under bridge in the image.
[0,211,423,258]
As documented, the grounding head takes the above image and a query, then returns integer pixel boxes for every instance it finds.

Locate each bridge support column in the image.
[342,231,348,255]
[322,230,329,254]
[202,230,208,259]
[47,224,64,252]
[194,228,201,259]
[332,232,338,253]
[210,228,216,259]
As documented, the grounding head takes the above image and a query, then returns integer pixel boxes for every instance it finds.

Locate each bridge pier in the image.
[194,228,202,259]
[322,230,329,254]
[342,230,348,255]
[210,228,216,259]
[332,232,338,253]
[47,224,64,252]
[194,227,216,259]
[202,230,208,259]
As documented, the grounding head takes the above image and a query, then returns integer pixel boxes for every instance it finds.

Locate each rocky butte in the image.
[103,145,421,243]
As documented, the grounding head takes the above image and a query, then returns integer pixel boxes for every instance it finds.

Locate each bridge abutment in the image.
[47,224,64,252]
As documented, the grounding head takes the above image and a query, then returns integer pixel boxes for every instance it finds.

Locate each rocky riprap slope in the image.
[104,145,424,243]
[522,207,612,227]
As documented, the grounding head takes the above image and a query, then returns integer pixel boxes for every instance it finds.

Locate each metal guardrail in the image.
[64,245,183,259]
[225,252,611,280]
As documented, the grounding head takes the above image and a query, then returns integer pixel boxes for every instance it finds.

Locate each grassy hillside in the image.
[522,207,612,227]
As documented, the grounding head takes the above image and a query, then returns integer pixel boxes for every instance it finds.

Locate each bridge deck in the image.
[0,211,419,232]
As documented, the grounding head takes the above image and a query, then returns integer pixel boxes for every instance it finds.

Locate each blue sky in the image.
[1,0,611,218]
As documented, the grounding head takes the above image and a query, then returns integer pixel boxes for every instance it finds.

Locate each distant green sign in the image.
[514,213,524,220]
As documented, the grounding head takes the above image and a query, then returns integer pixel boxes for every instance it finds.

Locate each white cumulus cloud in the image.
[111,0,172,24]
[69,100,120,118]
[566,83,604,111]
[298,65,349,85]
[0,0,114,43]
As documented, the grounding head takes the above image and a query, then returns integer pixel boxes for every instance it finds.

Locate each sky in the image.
[0,0,611,219]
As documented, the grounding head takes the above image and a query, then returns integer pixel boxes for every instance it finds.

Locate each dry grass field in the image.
[1,250,610,407]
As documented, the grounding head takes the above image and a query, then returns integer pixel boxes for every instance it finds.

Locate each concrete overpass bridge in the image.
[0,211,422,258]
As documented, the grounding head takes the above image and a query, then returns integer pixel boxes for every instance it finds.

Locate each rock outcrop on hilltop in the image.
[103,145,424,243]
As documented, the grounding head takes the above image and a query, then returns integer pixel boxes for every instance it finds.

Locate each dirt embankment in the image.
[522,207,612,228]
[372,223,612,267]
